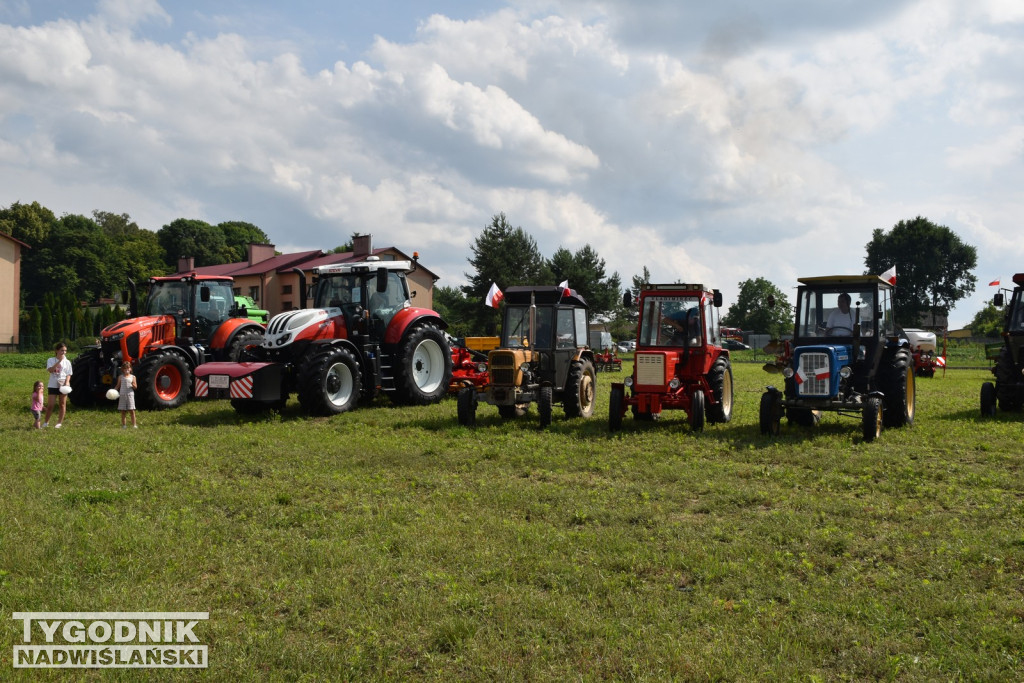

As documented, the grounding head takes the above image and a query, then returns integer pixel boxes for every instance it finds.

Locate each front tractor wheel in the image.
[882,348,915,428]
[563,359,596,419]
[980,381,997,417]
[297,346,361,416]
[705,357,733,424]
[457,386,478,426]
[393,325,453,405]
[608,385,625,432]
[690,390,705,432]
[862,396,883,442]
[228,329,265,362]
[69,352,100,408]
[759,391,781,436]
[138,351,192,410]
[538,386,553,428]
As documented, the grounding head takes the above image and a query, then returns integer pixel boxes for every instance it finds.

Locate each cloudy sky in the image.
[2,0,1022,327]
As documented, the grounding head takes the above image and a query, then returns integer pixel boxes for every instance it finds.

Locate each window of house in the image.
[282,285,292,294]
[248,286,259,301]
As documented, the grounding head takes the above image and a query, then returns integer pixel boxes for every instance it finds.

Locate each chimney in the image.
[353,234,372,258]
[248,243,276,266]
[178,256,194,273]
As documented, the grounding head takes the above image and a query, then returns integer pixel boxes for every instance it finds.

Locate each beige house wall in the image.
[0,237,22,348]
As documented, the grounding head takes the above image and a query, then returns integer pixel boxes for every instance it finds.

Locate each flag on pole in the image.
[558,280,571,297]
[880,266,896,285]
[989,279,1000,286]
[484,282,504,308]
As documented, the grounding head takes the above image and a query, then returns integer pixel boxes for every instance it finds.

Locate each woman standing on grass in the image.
[43,342,72,428]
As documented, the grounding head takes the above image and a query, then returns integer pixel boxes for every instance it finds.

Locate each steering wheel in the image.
[827,326,853,336]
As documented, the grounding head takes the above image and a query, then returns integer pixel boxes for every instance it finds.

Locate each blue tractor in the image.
[759,274,915,442]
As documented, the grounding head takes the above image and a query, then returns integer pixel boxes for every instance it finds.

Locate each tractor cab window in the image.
[195,282,235,325]
[1012,295,1024,331]
[704,299,717,345]
[318,275,362,309]
[878,288,896,336]
[368,271,410,328]
[799,288,876,337]
[555,309,576,349]
[639,295,700,347]
[574,308,588,349]
[146,281,189,316]
[502,306,554,349]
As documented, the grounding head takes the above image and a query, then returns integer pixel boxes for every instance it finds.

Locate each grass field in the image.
[1,354,1022,680]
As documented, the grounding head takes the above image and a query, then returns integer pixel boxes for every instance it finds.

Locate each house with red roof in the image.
[1,231,29,351]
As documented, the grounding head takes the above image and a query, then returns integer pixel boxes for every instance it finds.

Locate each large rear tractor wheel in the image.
[69,352,100,408]
[392,324,452,405]
[881,348,915,428]
[297,346,361,416]
[457,386,478,426]
[608,385,625,432]
[690,390,705,433]
[228,329,265,362]
[980,381,997,417]
[759,391,781,436]
[538,386,553,428]
[705,357,733,424]
[138,351,192,410]
[862,396,883,442]
[563,359,596,419]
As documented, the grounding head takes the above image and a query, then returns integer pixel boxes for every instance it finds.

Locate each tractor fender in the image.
[384,308,447,345]
[145,344,200,369]
[210,318,264,350]
[305,337,362,357]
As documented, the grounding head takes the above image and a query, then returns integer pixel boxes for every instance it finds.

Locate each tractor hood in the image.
[262,307,344,348]
[790,344,852,398]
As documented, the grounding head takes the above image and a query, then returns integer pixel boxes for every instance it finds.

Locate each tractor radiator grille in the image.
[796,352,830,396]
[635,353,665,386]
[489,351,517,387]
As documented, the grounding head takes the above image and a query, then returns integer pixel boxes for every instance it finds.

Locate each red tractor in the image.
[70,274,265,410]
[609,284,733,432]
[194,257,452,415]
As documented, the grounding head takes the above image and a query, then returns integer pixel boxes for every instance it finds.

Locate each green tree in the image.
[0,200,56,244]
[432,286,477,339]
[969,303,1004,338]
[722,277,793,338]
[94,210,168,281]
[157,218,227,269]
[218,221,271,262]
[462,213,552,333]
[864,216,977,326]
[548,245,621,316]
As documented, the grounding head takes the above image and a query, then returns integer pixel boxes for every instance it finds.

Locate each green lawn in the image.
[1,358,1021,680]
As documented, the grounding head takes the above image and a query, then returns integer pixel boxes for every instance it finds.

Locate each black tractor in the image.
[980,272,1024,416]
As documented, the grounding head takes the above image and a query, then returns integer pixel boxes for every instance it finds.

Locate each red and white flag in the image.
[881,266,896,285]
[558,279,571,297]
[484,282,504,308]
[989,279,1000,287]
[935,356,946,368]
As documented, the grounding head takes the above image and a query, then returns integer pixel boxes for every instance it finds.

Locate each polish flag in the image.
[989,279,1000,287]
[881,266,896,285]
[558,280,571,297]
[814,367,830,381]
[794,368,806,385]
[485,282,504,308]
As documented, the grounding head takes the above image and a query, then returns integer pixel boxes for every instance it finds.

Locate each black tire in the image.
[391,324,452,405]
[297,346,361,416]
[980,381,997,418]
[497,404,527,418]
[705,357,733,424]
[862,396,883,442]
[563,360,596,419]
[228,329,265,362]
[538,386,553,428]
[690,390,705,432]
[881,348,915,428]
[137,350,192,410]
[69,352,99,408]
[457,386,478,426]
[759,391,780,436]
[994,349,1023,411]
[609,385,624,432]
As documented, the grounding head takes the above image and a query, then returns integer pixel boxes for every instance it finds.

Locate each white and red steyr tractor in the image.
[194,257,452,415]
[608,284,733,432]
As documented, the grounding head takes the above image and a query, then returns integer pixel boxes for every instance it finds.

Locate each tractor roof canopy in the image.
[149,274,233,284]
[316,259,412,275]
[503,286,588,308]
[640,283,714,296]
[797,274,893,289]
[1013,273,1024,286]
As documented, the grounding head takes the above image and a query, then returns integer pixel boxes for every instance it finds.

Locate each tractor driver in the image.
[663,305,700,346]
[825,293,855,335]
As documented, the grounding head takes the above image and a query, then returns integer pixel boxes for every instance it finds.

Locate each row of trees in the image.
[0,201,272,310]
[19,291,127,352]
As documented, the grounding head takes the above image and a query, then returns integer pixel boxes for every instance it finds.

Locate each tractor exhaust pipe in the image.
[290,267,307,309]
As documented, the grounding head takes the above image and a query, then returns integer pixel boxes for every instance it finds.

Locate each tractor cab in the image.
[311,260,412,341]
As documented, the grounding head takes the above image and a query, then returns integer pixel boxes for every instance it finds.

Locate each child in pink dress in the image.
[31,380,44,429]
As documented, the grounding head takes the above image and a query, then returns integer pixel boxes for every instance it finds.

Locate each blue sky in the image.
[2,0,1023,327]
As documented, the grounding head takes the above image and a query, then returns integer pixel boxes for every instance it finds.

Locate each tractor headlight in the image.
[624,376,633,387]
[839,366,852,379]
[476,362,487,373]
[276,333,291,346]
[669,377,681,389]
[782,367,794,379]
[107,332,124,342]
[519,363,530,374]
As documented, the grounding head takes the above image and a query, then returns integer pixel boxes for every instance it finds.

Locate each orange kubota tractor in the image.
[70,274,265,410]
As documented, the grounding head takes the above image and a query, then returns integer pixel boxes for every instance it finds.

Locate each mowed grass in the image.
[0,358,1022,681]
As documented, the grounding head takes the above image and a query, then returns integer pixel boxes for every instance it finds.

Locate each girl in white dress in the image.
[118,362,138,428]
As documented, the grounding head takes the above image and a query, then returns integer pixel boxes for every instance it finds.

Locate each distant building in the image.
[173,234,440,316]
[0,231,29,352]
